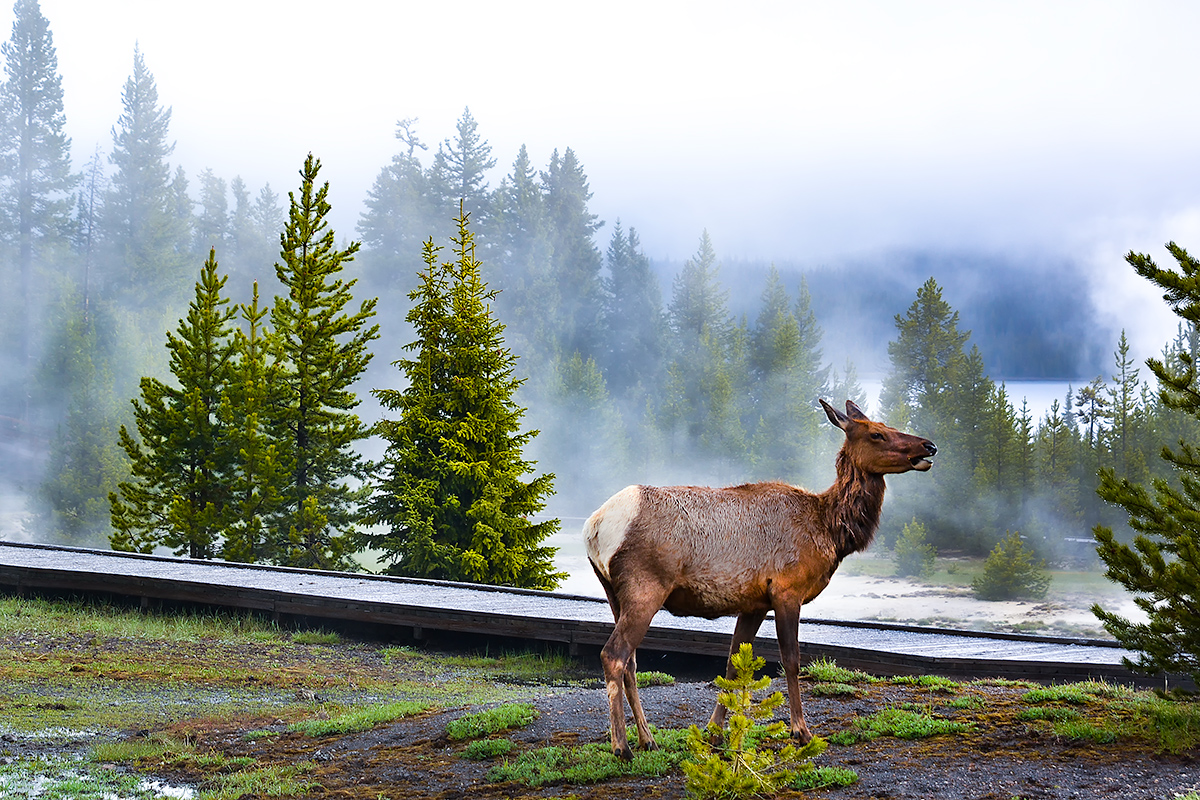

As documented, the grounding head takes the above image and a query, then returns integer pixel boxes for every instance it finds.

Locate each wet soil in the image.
[141,676,1198,800]
[4,628,1196,799]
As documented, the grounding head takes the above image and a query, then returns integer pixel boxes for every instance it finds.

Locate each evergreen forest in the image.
[0,0,1192,585]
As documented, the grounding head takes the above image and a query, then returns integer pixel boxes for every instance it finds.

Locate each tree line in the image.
[0,0,1192,583]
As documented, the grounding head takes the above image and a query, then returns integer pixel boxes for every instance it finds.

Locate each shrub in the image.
[894,518,936,578]
[972,531,1050,600]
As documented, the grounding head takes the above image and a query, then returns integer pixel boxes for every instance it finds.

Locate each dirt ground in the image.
[137,671,1198,800]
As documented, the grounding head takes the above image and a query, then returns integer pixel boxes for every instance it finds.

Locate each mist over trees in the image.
[0,1,1192,584]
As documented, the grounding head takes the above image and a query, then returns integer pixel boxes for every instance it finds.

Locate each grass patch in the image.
[802,657,878,685]
[1022,685,1094,705]
[828,708,973,745]
[489,727,690,786]
[384,646,586,685]
[446,703,539,741]
[462,738,517,760]
[90,734,184,763]
[202,762,319,800]
[288,700,430,736]
[0,758,182,800]
[891,674,961,693]
[1053,718,1116,743]
[792,765,860,790]
[0,595,283,644]
[945,695,984,710]
[1017,706,1082,723]
[636,670,675,688]
[810,681,863,697]
[291,630,341,645]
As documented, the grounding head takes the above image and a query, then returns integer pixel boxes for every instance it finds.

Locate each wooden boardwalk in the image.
[0,540,1175,687]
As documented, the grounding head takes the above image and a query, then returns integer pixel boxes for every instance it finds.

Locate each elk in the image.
[583,399,936,760]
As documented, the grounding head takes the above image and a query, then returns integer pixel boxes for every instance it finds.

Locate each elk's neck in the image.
[821,449,887,561]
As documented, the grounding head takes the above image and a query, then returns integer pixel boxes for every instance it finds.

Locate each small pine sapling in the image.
[683,643,826,799]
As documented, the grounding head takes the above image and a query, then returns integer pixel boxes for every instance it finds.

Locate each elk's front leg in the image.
[773,601,813,743]
[709,609,768,732]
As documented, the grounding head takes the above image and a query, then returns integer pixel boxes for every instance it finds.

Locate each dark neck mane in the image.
[821,448,887,561]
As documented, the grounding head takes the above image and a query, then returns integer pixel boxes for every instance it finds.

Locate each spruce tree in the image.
[268,154,378,570]
[365,206,562,589]
[109,249,238,558]
[1093,242,1200,681]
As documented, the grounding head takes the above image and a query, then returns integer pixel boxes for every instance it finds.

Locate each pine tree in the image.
[0,0,75,408]
[109,249,238,558]
[218,282,285,563]
[879,277,970,432]
[268,154,378,570]
[542,147,604,360]
[1093,242,1200,681]
[194,167,228,256]
[747,269,829,484]
[103,46,189,305]
[35,297,128,546]
[358,117,439,299]
[430,107,496,229]
[600,221,663,396]
[365,207,563,589]
[489,143,556,358]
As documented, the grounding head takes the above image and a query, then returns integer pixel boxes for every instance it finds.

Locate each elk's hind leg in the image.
[709,609,768,731]
[595,564,665,759]
[622,650,657,751]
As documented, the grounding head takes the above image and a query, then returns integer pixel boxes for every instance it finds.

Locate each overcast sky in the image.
[22,0,1200,365]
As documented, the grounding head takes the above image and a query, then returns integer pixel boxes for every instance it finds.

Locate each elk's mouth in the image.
[911,456,934,471]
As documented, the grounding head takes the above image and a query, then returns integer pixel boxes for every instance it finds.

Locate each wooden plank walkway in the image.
[0,540,1178,687]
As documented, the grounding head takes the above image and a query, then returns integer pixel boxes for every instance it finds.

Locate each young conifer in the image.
[109,248,237,558]
[1093,242,1200,681]
[268,154,378,570]
[365,205,563,589]
[218,282,285,563]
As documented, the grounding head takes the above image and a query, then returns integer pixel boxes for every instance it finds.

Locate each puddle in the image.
[0,757,195,799]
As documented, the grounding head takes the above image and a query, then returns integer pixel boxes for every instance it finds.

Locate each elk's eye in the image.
[870,432,884,440]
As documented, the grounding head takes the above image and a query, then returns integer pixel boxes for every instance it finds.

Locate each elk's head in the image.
[820,399,937,475]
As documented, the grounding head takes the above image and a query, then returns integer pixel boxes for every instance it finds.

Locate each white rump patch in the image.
[584,485,640,581]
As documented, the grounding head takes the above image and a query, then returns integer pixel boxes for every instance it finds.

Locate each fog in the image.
[28,0,1195,367]
[1,1,1196,639]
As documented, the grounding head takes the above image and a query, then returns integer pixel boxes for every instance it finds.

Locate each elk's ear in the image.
[820,398,848,430]
[845,400,869,422]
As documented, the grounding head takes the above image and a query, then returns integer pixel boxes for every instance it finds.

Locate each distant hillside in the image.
[654,250,1109,381]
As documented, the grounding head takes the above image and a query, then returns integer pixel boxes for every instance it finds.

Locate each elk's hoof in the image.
[640,739,660,752]
[613,745,633,762]
[791,727,814,745]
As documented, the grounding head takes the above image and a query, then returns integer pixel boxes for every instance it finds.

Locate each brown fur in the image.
[585,399,936,759]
